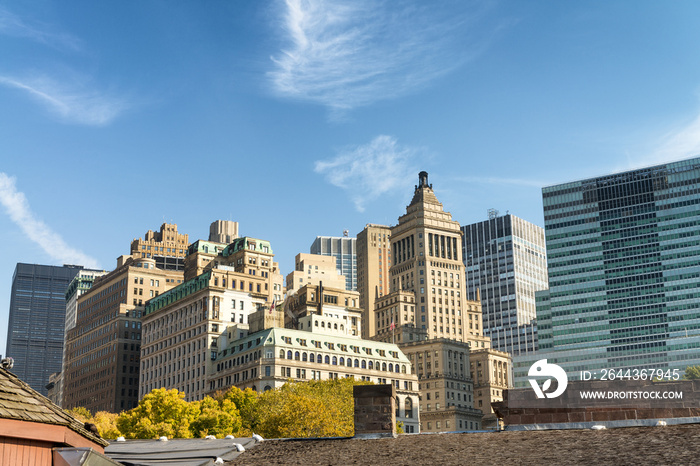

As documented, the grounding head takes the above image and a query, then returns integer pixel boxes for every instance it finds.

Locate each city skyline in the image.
[3,1,700,354]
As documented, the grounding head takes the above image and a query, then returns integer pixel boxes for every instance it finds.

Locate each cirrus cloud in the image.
[314,135,425,212]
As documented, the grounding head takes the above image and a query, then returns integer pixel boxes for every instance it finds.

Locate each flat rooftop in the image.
[231,423,700,465]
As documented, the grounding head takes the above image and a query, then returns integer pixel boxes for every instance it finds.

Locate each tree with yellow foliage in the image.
[116,388,198,439]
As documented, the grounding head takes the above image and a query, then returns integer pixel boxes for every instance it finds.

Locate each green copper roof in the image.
[144,271,211,316]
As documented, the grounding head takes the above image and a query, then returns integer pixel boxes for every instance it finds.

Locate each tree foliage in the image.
[255,378,368,439]
[684,365,700,380]
[70,378,371,440]
[116,388,199,439]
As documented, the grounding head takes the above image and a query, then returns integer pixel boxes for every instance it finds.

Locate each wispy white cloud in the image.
[269,0,494,114]
[0,6,81,51]
[0,75,128,126]
[454,176,547,188]
[0,173,100,269]
[314,135,423,211]
[643,111,700,166]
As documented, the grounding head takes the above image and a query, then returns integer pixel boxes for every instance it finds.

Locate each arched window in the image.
[395,364,400,373]
[401,365,407,374]
[279,349,285,359]
[332,356,337,365]
[295,351,300,361]
[264,385,272,392]
[354,359,359,368]
[362,360,367,369]
[347,358,352,367]
[310,353,315,363]
[302,352,308,362]
[339,357,345,365]
[382,362,387,371]
[389,363,394,372]
[287,350,292,359]
[368,361,374,370]
[325,355,330,364]
[405,398,413,418]
[334,323,338,329]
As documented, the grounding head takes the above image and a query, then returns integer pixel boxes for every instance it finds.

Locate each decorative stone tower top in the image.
[417,171,432,190]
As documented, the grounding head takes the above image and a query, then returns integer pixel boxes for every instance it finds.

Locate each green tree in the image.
[117,388,199,439]
[684,365,700,379]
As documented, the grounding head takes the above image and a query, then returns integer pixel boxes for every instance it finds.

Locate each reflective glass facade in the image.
[310,236,357,291]
[514,157,700,384]
[462,215,548,355]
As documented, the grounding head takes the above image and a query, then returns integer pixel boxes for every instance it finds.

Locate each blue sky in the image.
[3,0,700,354]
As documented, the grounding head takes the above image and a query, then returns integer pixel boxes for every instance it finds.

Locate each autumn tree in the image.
[685,365,700,380]
[117,388,199,439]
[67,407,122,439]
[190,395,242,438]
[255,378,369,439]
[215,386,260,435]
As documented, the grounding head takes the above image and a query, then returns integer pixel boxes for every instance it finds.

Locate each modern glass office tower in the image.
[462,214,548,356]
[514,157,700,385]
[310,236,357,291]
[5,263,83,395]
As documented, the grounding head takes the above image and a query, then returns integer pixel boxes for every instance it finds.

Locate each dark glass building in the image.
[5,263,83,395]
[514,157,700,385]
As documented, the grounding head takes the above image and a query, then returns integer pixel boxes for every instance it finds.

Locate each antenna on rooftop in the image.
[343,230,349,237]
[488,208,499,220]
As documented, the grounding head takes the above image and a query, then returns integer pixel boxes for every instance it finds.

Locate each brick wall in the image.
[353,385,396,437]
[493,379,700,426]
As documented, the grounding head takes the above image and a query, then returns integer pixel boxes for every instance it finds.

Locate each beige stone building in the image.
[356,224,392,339]
[63,255,183,412]
[285,283,362,338]
[130,223,189,271]
[364,172,513,430]
[140,236,284,402]
[209,220,239,244]
[470,348,511,429]
[285,253,347,293]
[400,339,483,432]
[208,305,421,433]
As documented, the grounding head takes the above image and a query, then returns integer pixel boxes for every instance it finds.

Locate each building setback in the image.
[462,214,548,356]
[514,157,700,385]
[5,263,83,396]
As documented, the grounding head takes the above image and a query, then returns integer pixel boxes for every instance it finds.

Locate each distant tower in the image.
[209,220,239,244]
[5,264,84,395]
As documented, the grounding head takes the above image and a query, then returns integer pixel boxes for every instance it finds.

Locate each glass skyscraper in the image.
[514,157,700,384]
[5,263,83,395]
[462,214,548,356]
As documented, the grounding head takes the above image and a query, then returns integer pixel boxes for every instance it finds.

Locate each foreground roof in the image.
[0,367,107,447]
[232,423,700,465]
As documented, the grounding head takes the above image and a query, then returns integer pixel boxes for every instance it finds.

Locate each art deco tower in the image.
[375,172,489,347]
